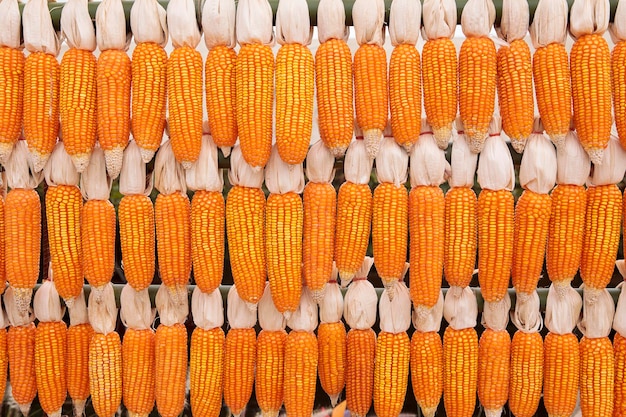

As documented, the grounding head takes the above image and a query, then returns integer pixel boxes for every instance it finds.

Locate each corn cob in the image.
[8,323,37,414]
[119,194,155,290]
[190,327,224,417]
[509,331,543,417]
[89,332,122,417]
[410,331,443,417]
[284,330,319,417]
[123,329,155,416]
[580,336,614,417]
[224,328,257,415]
[477,329,510,417]
[374,332,410,417]
[0,326,6,409]
[544,332,579,417]
[443,327,478,417]
[346,328,376,416]
[444,187,477,288]
[191,190,224,293]
[389,44,420,151]
[256,329,287,415]
[615,333,626,417]
[0,194,5,295]
[318,321,347,405]
[614,41,626,150]
[204,45,237,150]
[0,47,24,163]
[67,291,94,417]
[155,323,187,417]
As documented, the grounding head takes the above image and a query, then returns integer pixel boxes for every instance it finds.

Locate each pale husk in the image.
[556,130,591,186]
[545,283,582,335]
[305,141,336,183]
[317,0,349,43]
[497,0,528,42]
[4,286,34,327]
[422,0,456,40]
[319,281,343,323]
[375,137,408,187]
[23,0,60,55]
[236,0,274,46]
[443,286,477,330]
[68,289,90,326]
[286,287,318,333]
[481,293,511,331]
[131,0,168,46]
[511,291,543,333]
[379,281,411,334]
[33,280,64,323]
[353,0,385,46]
[587,135,626,186]
[449,120,478,188]
[258,282,287,331]
[461,0,496,38]
[0,0,21,48]
[202,0,236,49]
[343,258,377,329]
[5,141,43,190]
[610,0,626,42]
[343,140,373,185]
[613,261,626,336]
[191,286,224,330]
[153,140,187,195]
[88,283,118,335]
[185,134,224,192]
[0,302,7,330]
[578,286,615,338]
[477,119,515,191]
[265,146,305,195]
[276,0,312,46]
[119,141,153,196]
[519,122,557,195]
[569,0,610,39]
[96,0,129,51]
[389,0,421,46]
[227,285,257,329]
[413,291,444,333]
[529,0,568,48]
[410,123,448,187]
[120,285,155,331]
[60,0,96,51]
[44,142,80,187]
[228,144,265,188]
[155,284,189,326]
[80,146,113,201]
[167,0,201,48]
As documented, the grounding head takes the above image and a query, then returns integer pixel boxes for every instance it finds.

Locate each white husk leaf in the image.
[156,284,189,326]
[228,145,265,188]
[23,0,60,55]
[511,291,543,333]
[276,0,312,45]
[96,0,129,51]
[443,286,478,330]
[120,141,152,196]
[613,261,626,336]
[375,137,408,186]
[519,124,557,194]
[344,280,378,330]
[389,0,421,46]
[44,142,80,187]
[265,146,305,194]
[33,280,64,323]
[578,286,615,338]
[185,135,224,192]
[344,140,374,185]
[0,303,8,329]
[569,0,610,39]
[353,0,386,46]
[0,0,21,48]
[461,0,496,37]
[410,124,448,187]
[154,140,187,195]
[610,0,626,42]
[236,0,275,46]
[317,0,349,43]
[68,289,89,326]
[258,282,287,331]
[305,141,336,183]
[167,0,202,48]
[379,282,411,333]
[202,0,236,49]
[81,146,113,201]
[319,282,344,323]
[227,285,257,329]
[88,283,118,335]
[413,290,444,333]
[5,141,43,190]
[4,287,34,327]
[481,293,511,331]
[449,121,478,188]
[588,136,626,186]
[120,285,155,330]
[477,122,515,191]
[342,256,374,288]
[497,0,528,42]
[545,282,582,335]
[131,0,168,46]
[529,0,568,48]
[286,287,318,332]
[556,130,591,186]
[191,287,224,330]
[422,0,457,40]
[61,0,97,51]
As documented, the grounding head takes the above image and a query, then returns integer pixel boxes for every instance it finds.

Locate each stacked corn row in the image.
[66,290,93,417]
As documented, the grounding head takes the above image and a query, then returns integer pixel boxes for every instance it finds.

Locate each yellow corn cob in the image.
[477,329,510,415]
[410,331,443,417]
[256,330,287,415]
[443,327,478,417]
[224,328,256,415]
[374,332,410,417]
[444,187,477,288]
[191,190,224,293]
[315,39,354,156]
[190,327,224,417]
[122,328,155,417]
[60,48,97,171]
[373,182,408,288]
[155,192,192,291]
[119,194,155,291]
[533,43,571,146]
[318,321,347,404]
[24,52,59,169]
[354,44,388,143]
[226,186,266,304]
[206,45,237,149]
[580,336,614,417]
[346,328,376,417]
[0,328,6,406]
[276,43,314,164]
[459,37,497,151]
[82,199,116,289]
[236,44,274,168]
[266,192,303,314]
[131,42,167,160]
[571,34,612,162]
[581,184,622,290]
[0,47,24,159]
[285,330,318,417]
[8,324,37,411]
[35,321,67,415]
[410,186,445,308]
[335,182,373,281]
[390,44,421,151]
[167,46,203,167]
[547,184,586,283]
[512,190,551,294]
[155,323,187,417]
[89,332,122,417]
[544,332,579,417]
[46,185,83,302]
[613,41,626,149]
[615,333,626,417]
[67,323,94,410]
[0,196,4,294]
[497,39,534,150]
[423,38,457,143]
[509,331,543,417]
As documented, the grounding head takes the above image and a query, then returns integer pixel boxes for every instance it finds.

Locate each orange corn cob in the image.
[155,323,188,417]
[580,336,614,417]
[224,328,257,415]
[410,186,445,308]
[318,321,347,404]
[35,321,67,415]
[613,41,626,149]
[191,190,225,293]
[226,186,266,304]
[477,329,510,416]
[459,37,497,151]
[190,327,224,417]
[256,330,287,415]
[236,44,274,168]
[544,332,579,417]
[131,42,167,160]
[410,331,443,417]
[284,330,318,417]
[206,45,237,149]
[354,44,388,142]
[509,331,543,417]
[82,199,116,289]
[336,182,373,281]
[390,44,421,151]
[89,332,123,417]
[0,47,24,159]
[123,328,155,417]
[0,196,4,293]
[119,194,155,291]
[374,332,410,417]
[615,333,626,417]
[46,185,83,302]
[423,38,457,143]
[67,323,94,410]
[443,327,478,417]
[581,184,622,290]
[444,187,477,288]
[8,324,37,411]
[571,34,612,162]
[315,38,354,156]
[0,328,5,406]
[346,328,376,417]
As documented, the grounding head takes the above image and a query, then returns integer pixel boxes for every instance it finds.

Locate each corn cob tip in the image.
[0,142,13,165]
[139,147,156,164]
[433,126,453,150]
[167,285,189,307]
[418,406,437,417]
[128,412,149,417]
[181,160,194,170]
[18,402,31,417]
[283,311,293,321]
[31,149,51,174]
[12,288,33,318]
[72,399,86,417]
[46,409,62,417]
[63,297,77,309]
[311,287,326,304]
[382,280,396,301]
[339,271,355,288]
[485,408,503,417]
[246,301,258,312]
[90,285,108,304]
[468,134,487,154]
[510,138,526,154]
[330,145,348,158]
[549,133,567,150]
[587,147,605,165]
[329,393,340,407]
[104,147,124,179]
[364,129,383,159]
[71,153,91,173]
[261,410,279,417]
[220,146,232,158]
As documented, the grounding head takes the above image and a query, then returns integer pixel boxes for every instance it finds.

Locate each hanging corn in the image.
[612,0,626,150]
[66,290,94,417]
[0,301,7,413]
[613,262,626,415]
